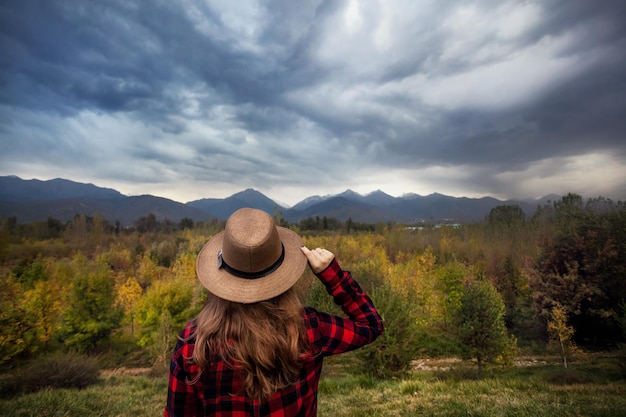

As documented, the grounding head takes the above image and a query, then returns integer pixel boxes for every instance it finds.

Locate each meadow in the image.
[1,353,624,416]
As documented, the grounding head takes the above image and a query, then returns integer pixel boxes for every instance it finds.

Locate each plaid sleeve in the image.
[165,323,202,417]
[309,258,384,356]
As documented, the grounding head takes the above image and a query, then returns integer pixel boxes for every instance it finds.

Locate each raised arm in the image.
[301,246,384,356]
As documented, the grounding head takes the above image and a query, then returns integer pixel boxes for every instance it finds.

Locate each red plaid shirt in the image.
[165,259,383,417]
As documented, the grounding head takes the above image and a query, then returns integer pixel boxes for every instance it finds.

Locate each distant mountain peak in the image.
[291,195,325,211]
[366,189,390,197]
[232,188,263,197]
[0,175,123,202]
[338,189,361,197]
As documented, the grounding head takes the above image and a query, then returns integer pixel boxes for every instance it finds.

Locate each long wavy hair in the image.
[189,286,308,400]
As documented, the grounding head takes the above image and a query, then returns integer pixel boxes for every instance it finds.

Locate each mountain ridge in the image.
[0,175,556,225]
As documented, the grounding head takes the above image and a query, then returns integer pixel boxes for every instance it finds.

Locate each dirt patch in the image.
[412,356,557,372]
[514,356,552,367]
[412,358,462,371]
[101,367,152,377]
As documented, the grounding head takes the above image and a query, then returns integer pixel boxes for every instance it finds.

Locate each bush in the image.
[0,352,100,398]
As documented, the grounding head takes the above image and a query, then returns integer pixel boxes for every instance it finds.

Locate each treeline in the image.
[2,211,380,242]
[1,213,221,240]
[1,193,625,375]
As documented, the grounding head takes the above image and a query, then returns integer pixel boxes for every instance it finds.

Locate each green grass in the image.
[0,374,168,417]
[1,355,625,416]
[318,371,626,417]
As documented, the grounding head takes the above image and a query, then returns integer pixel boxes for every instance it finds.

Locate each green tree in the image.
[354,283,420,378]
[135,277,196,352]
[60,255,122,351]
[178,217,194,230]
[153,309,176,369]
[485,204,525,227]
[135,213,158,233]
[454,280,516,374]
[437,261,465,328]
[495,256,535,340]
[14,255,48,289]
[151,239,178,267]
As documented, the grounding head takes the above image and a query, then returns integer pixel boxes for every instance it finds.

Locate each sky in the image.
[1,0,625,206]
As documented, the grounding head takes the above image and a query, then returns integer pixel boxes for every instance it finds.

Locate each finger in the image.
[300,246,319,264]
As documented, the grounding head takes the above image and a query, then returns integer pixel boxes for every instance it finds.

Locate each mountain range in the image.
[0,176,555,226]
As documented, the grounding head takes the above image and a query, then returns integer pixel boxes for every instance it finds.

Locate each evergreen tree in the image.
[454,280,516,374]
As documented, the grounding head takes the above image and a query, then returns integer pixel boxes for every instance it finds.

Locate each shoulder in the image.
[172,319,197,357]
[303,306,320,329]
[303,306,338,332]
[180,319,197,339]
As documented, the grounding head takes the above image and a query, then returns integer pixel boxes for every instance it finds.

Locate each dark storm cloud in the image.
[1,0,625,203]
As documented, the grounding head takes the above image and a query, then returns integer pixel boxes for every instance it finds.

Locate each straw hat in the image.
[196,208,307,303]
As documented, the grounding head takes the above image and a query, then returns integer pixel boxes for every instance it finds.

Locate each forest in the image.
[1,193,625,381]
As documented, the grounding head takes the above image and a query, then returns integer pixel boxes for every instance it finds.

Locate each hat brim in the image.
[196,226,307,303]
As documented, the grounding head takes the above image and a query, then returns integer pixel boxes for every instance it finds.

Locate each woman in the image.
[165,208,383,416]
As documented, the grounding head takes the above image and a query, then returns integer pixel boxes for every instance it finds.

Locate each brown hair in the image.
[189,287,308,400]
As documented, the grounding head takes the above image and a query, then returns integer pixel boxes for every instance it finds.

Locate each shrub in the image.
[0,352,100,398]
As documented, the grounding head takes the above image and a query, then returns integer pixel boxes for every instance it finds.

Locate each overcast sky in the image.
[1,0,625,206]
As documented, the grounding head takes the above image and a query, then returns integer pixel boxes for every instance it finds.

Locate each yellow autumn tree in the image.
[172,249,207,311]
[135,277,197,364]
[136,252,164,288]
[23,279,63,350]
[99,243,134,275]
[387,250,440,325]
[172,250,197,284]
[0,273,32,363]
[547,302,578,368]
[116,277,143,336]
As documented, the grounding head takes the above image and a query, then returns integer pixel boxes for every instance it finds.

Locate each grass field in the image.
[1,354,625,416]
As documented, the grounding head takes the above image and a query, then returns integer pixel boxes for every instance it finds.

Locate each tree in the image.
[116,277,143,336]
[0,273,34,363]
[530,194,626,346]
[354,283,420,378]
[495,255,535,340]
[547,302,577,368]
[346,217,355,233]
[454,280,516,374]
[60,255,122,351]
[437,261,465,328]
[486,204,525,227]
[137,252,162,288]
[151,239,178,267]
[135,277,196,352]
[14,255,48,289]
[135,213,158,233]
[23,279,63,350]
[178,217,194,230]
